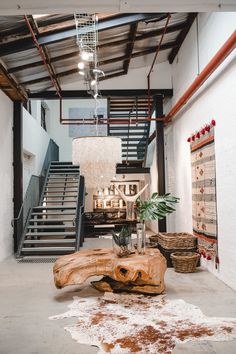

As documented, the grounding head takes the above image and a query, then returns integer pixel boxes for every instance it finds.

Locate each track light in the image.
[93,68,105,77]
[91,79,96,86]
[78,62,85,70]
[78,71,85,76]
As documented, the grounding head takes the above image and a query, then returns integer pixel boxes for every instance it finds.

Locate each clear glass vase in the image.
[136,222,146,254]
[112,235,132,258]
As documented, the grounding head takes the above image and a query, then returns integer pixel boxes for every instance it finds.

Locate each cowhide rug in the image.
[50,293,236,353]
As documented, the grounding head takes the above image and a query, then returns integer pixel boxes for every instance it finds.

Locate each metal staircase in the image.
[108,97,151,163]
[17,161,85,259]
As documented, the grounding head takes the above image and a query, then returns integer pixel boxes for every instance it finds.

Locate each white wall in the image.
[165,12,236,290]
[0,91,13,261]
[23,108,50,194]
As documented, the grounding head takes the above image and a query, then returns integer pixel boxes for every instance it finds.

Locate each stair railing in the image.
[75,175,85,251]
[39,161,52,205]
[12,175,40,256]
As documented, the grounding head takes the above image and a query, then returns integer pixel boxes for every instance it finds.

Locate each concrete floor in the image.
[1,237,236,354]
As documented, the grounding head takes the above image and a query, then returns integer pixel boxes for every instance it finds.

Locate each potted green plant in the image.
[112,226,133,257]
[136,193,179,253]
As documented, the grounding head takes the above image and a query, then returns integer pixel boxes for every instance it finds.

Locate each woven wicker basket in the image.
[157,232,196,250]
[171,252,200,273]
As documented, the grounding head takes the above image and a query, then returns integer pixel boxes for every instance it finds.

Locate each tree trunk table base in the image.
[91,276,164,295]
[53,248,167,295]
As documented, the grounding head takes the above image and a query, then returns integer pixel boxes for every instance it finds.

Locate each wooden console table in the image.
[53,248,167,294]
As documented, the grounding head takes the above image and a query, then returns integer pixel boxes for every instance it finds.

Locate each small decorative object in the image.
[171,252,200,273]
[115,184,148,220]
[136,193,179,254]
[112,226,133,257]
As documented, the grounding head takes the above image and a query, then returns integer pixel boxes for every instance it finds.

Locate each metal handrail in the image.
[11,174,39,226]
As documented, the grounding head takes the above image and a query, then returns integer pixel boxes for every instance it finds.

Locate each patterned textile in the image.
[191,129,218,258]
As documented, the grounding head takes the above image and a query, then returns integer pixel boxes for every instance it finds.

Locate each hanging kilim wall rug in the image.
[187,119,219,265]
[50,292,236,354]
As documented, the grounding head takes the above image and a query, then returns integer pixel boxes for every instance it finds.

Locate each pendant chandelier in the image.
[72,137,122,189]
[72,14,121,189]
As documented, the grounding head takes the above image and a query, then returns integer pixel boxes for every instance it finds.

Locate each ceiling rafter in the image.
[26,15,61,92]
[20,41,177,87]
[0,62,27,101]
[7,22,187,75]
[168,12,197,64]
[28,89,173,99]
[99,21,188,49]
[123,23,138,74]
[0,13,167,57]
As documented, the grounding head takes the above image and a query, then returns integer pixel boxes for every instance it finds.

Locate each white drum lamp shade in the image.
[72,136,122,189]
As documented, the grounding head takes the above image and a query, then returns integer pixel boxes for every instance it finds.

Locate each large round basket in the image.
[171,252,200,273]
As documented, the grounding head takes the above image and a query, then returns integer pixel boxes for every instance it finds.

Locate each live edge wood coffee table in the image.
[53,248,167,295]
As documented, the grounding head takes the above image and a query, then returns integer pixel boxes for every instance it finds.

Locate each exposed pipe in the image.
[60,118,164,125]
[165,30,236,123]
[147,14,171,118]
[24,15,62,99]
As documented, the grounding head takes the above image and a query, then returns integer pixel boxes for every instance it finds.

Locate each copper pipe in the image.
[24,15,62,99]
[165,30,236,123]
[147,14,171,118]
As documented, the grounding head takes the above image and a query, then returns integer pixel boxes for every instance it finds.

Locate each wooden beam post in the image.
[155,94,166,232]
[13,101,23,252]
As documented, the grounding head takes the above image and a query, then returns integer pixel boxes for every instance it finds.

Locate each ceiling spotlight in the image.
[81,51,93,61]
[78,62,85,70]
[78,71,85,76]
[93,68,105,77]
[94,93,98,99]
[91,79,96,86]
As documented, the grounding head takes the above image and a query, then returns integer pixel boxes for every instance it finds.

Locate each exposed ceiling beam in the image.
[99,41,177,65]
[19,41,177,87]
[26,15,61,92]
[0,63,27,101]
[8,51,80,74]
[0,15,75,41]
[123,23,138,74]
[168,13,197,64]
[99,21,188,49]
[28,89,173,99]
[0,13,167,57]
[8,22,185,75]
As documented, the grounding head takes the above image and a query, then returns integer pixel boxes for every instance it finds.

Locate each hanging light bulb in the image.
[78,71,85,76]
[78,62,85,70]
[81,51,93,61]
[91,79,96,86]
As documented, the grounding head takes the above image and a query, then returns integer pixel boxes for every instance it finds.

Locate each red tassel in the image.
[187,137,191,142]
[202,252,206,258]
[205,125,211,132]
[196,132,200,139]
[207,255,212,260]
[192,135,195,141]
[211,119,216,126]
[201,128,205,135]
